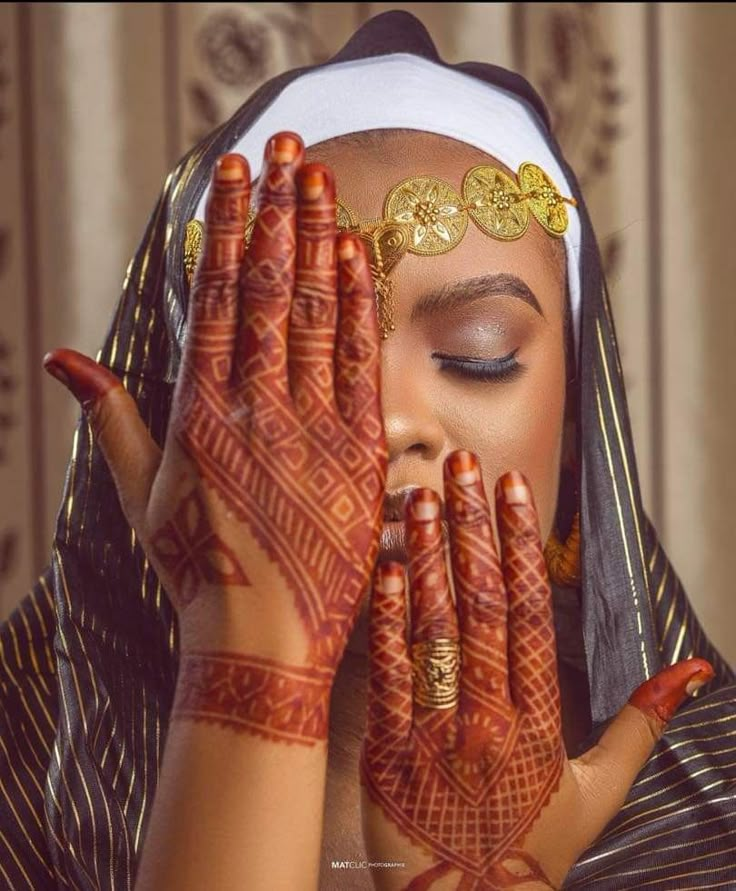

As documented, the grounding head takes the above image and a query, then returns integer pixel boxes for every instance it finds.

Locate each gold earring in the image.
[544,511,581,587]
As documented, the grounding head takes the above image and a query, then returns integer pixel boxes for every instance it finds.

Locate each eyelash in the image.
[432,348,524,383]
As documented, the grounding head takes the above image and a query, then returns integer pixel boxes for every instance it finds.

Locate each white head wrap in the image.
[194,53,582,351]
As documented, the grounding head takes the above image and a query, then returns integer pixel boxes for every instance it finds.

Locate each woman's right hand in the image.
[44,134,387,745]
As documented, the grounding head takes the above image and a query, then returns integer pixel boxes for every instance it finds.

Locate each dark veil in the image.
[2,12,734,890]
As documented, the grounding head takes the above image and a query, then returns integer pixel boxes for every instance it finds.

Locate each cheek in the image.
[438,345,566,542]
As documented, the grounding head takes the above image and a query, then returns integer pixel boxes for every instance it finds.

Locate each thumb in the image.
[44,348,161,530]
[572,658,714,834]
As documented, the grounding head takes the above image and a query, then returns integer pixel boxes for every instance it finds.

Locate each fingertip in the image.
[370,562,407,637]
[407,487,441,523]
[337,232,360,262]
[444,449,481,487]
[495,469,533,509]
[266,131,304,165]
[685,659,716,693]
[374,560,405,594]
[629,658,715,725]
[43,348,120,407]
[296,162,335,203]
[214,153,249,184]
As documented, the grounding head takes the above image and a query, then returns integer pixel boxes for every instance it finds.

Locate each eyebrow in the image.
[409,272,545,323]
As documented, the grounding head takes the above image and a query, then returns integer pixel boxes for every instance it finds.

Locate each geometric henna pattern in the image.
[173,651,332,745]
[403,850,552,890]
[173,143,386,672]
[362,464,561,888]
[150,490,251,607]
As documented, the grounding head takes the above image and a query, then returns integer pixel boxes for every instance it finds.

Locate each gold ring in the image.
[411,638,461,710]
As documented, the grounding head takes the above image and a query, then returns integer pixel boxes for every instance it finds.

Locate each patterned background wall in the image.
[2,2,736,662]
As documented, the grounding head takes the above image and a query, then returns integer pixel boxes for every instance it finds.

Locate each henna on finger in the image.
[444,450,510,708]
[289,163,338,412]
[361,562,413,798]
[407,489,458,645]
[186,153,250,384]
[334,234,382,428]
[496,471,561,739]
[406,488,460,732]
[237,131,303,395]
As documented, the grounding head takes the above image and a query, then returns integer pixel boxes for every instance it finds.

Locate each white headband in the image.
[194,53,582,353]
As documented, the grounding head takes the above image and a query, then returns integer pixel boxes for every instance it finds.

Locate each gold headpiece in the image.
[184,161,576,338]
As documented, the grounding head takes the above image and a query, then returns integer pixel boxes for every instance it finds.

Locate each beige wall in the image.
[2,3,735,662]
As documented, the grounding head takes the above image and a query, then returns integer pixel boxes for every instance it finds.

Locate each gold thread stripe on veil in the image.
[576,801,735,868]
[601,775,735,841]
[55,551,110,889]
[594,373,650,677]
[596,318,655,621]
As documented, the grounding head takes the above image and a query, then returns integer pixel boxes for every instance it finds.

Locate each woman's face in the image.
[307,131,568,561]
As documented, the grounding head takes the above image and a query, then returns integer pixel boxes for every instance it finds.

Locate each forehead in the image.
[306,130,567,308]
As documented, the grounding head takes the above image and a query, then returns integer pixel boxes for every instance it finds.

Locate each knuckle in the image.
[290,292,334,327]
[452,500,491,533]
[339,332,375,365]
[507,524,541,550]
[628,703,664,747]
[88,387,130,443]
[469,591,506,626]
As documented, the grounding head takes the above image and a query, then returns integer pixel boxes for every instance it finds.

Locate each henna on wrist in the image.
[404,849,554,890]
[174,651,332,745]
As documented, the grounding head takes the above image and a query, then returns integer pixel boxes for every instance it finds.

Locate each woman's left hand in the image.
[360,450,713,890]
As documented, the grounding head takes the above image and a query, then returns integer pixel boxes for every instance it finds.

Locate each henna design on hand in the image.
[162,142,385,670]
[174,651,332,744]
[151,491,250,607]
[147,142,385,746]
[362,460,562,889]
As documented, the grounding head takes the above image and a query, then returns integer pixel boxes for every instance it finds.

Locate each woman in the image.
[1,11,734,890]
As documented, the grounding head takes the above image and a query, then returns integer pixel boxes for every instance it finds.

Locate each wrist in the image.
[174,649,333,745]
[177,588,319,668]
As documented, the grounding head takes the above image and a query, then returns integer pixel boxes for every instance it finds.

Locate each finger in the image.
[366,562,412,742]
[407,488,459,724]
[185,154,250,385]
[573,658,713,835]
[444,451,510,706]
[237,132,304,399]
[43,349,161,529]
[288,163,338,419]
[496,471,560,736]
[334,234,383,442]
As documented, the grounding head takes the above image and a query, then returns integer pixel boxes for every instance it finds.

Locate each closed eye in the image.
[432,349,524,383]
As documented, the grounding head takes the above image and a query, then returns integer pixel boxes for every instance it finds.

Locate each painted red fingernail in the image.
[629,658,714,724]
[337,234,357,261]
[446,450,480,485]
[43,348,120,409]
[267,132,302,164]
[407,488,440,522]
[497,470,531,507]
[298,165,332,201]
[214,154,248,183]
[43,359,71,389]
[376,562,405,594]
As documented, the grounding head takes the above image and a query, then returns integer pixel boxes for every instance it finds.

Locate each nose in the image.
[381,349,446,465]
